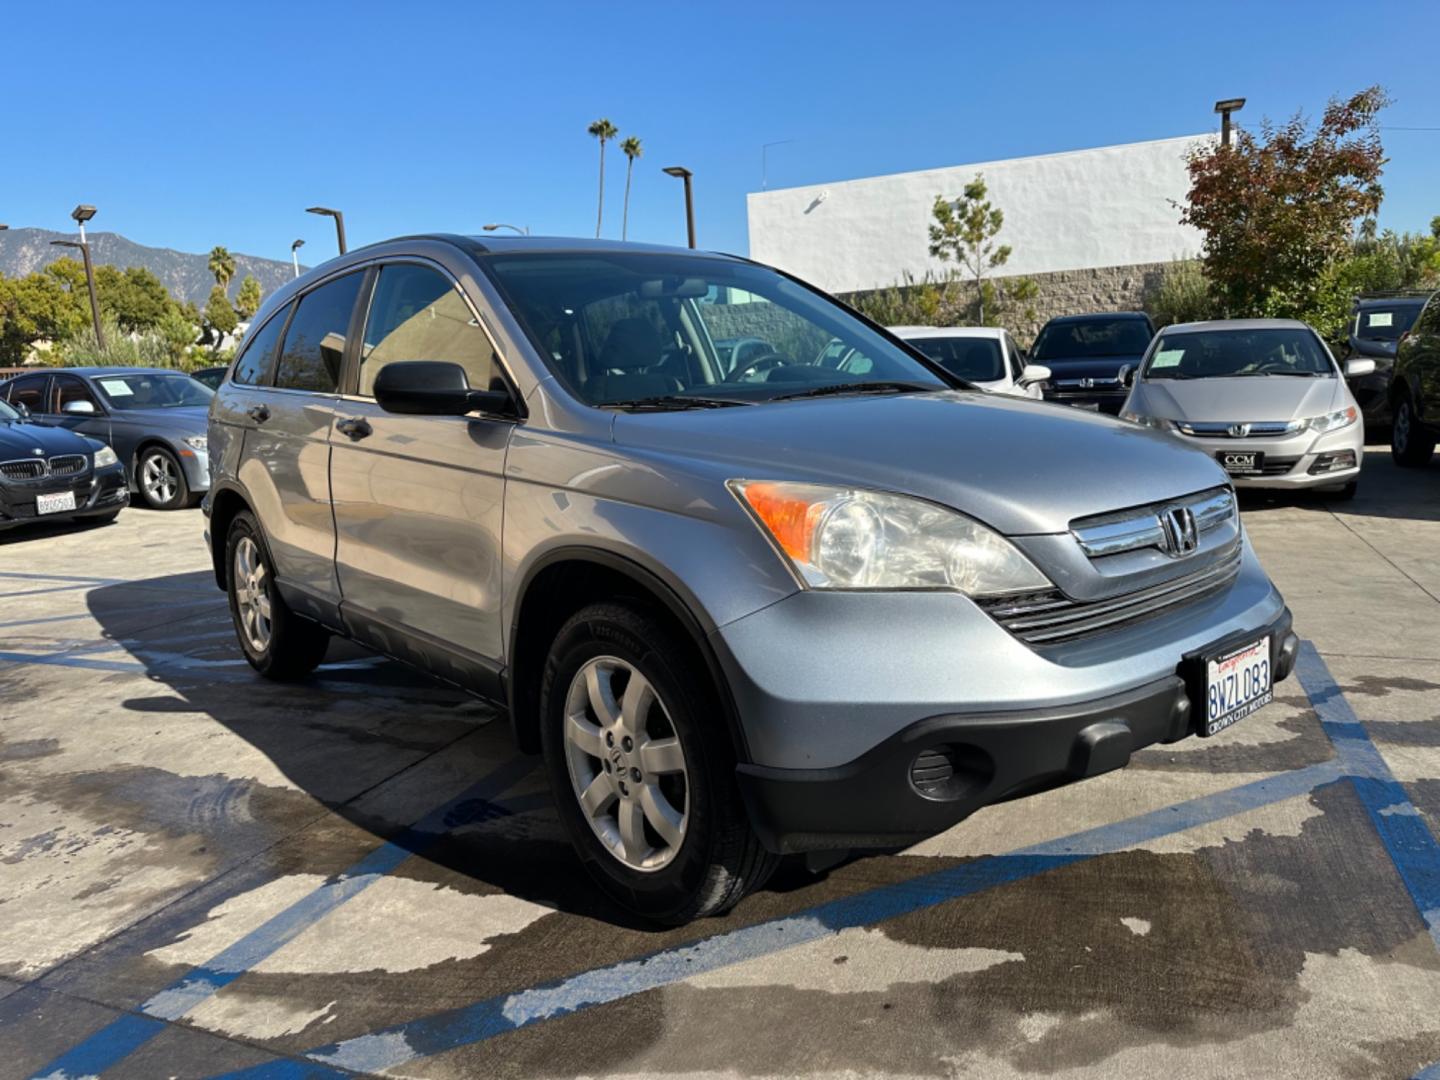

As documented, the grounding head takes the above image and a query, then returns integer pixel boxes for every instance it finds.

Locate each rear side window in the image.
[274,273,364,393]
[233,306,290,386]
[358,264,505,396]
[6,374,49,412]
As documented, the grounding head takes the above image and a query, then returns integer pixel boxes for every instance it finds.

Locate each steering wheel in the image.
[730,352,789,382]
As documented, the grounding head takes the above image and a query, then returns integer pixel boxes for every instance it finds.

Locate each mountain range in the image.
[0,228,306,306]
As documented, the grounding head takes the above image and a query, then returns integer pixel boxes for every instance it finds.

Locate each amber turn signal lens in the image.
[734,481,825,564]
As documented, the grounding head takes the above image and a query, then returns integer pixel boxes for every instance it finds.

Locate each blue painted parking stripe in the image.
[25,755,538,1080]
[0,570,125,584]
[0,648,144,673]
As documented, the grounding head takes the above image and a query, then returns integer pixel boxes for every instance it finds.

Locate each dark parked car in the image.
[1031,312,1157,413]
[1345,292,1432,431]
[191,365,229,391]
[0,396,128,533]
[0,367,212,510]
[1390,291,1440,467]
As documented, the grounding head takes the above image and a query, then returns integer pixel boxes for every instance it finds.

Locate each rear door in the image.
[329,260,516,690]
[239,271,365,622]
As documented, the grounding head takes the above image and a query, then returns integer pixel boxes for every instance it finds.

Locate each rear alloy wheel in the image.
[225,510,330,680]
[1391,396,1436,467]
[137,446,190,510]
[540,602,777,923]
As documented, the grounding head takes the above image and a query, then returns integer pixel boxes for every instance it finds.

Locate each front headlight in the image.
[92,445,118,469]
[1119,410,1173,431]
[730,480,1051,596]
[1306,406,1358,434]
[184,435,208,452]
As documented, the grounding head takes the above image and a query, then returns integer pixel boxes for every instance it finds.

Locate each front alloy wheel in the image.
[232,535,273,654]
[137,447,190,509]
[563,656,689,871]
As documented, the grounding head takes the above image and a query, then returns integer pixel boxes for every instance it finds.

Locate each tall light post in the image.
[482,223,529,236]
[1214,97,1246,148]
[662,166,695,249]
[290,238,305,278]
[52,204,105,349]
[306,206,347,254]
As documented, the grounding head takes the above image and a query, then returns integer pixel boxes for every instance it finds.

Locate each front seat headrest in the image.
[599,318,663,372]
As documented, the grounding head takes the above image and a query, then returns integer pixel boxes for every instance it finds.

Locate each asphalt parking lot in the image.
[2,446,1439,1079]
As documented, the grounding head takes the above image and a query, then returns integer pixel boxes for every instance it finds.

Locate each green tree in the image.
[928,174,1012,324]
[0,270,88,363]
[1180,86,1390,321]
[234,275,263,320]
[94,265,173,332]
[207,246,237,290]
[620,135,643,241]
[204,284,238,346]
[587,118,619,238]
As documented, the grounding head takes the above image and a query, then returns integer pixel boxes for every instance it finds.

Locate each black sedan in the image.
[0,397,129,533]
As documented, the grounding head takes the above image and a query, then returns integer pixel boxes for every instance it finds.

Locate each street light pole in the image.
[482,223,529,236]
[53,204,104,349]
[290,239,305,278]
[1214,97,1246,148]
[662,166,695,248]
[306,206,347,253]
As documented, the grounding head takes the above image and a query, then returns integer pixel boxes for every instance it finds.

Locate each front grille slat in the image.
[47,454,86,476]
[0,454,91,482]
[0,459,44,481]
[980,545,1243,645]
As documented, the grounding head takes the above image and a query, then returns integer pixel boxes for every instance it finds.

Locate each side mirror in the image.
[1017,364,1051,386]
[1117,364,1135,388]
[14,402,30,419]
[1343,357,1376,378]
[372,360,514,417]
[63,400,97,416]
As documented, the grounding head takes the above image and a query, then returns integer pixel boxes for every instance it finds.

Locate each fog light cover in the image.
[1309,450,1357,475]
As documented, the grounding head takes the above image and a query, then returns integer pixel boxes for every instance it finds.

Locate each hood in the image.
[612,391,1227,536]
[1350,338,1399,360]
[108,405,209,434]
[1034,356,1143,380]
[0,419,97,459]
[1131,376,1343,424]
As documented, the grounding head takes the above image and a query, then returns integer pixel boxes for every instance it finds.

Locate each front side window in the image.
[0,398,19,422]
[275,272,363,393]
[483,253,949,407]
[93,373,214,409]
[6,375,49,412]
[906,337,1005,382]
[55,375,103,412]
[233,305,290,386]
[1032,318,1153,361]
[358,264,503,396]
[1143,328,1335,380]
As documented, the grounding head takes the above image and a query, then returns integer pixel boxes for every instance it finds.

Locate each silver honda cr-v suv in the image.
[205,235,1297,923]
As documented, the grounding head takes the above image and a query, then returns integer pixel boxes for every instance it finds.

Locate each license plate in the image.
[36,490,77,515]
[1201,635,1272,736]
[1217,450,1263,475]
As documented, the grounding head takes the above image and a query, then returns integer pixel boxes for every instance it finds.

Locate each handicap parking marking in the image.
[23,756,540,1080]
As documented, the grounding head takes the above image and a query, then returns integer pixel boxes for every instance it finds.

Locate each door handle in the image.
[336,416,372,440]
[248,404,271,423]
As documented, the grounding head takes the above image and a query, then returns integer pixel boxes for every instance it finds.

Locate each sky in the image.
[3,0,1437,265]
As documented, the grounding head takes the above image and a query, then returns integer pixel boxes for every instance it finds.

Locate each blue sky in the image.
[4,0,1437,264]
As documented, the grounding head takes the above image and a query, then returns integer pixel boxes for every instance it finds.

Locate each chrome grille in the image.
[47,455,86,476]
[1176,420,1299,438]
[979,545,1243,645]
[1070,487,1235,559]
[0,459,44,480]
[0,455,90,482]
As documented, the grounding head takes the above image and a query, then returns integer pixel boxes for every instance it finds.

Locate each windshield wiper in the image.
[771,381,939,402]
[604,394,751,411]
[1263,370,1323,377]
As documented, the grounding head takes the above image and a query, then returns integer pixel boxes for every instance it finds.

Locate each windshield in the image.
[903,336,1005,382]
[0,398,18,422]
[482,253,951,407]
[92,373,214,409]
[1143,328,1335,380]
[1354,305,1421,342]
[1031,318,1152,360]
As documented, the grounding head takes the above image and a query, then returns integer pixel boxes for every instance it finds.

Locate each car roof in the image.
[1159,318,1315,335]
[1042,311,1151,325]
[889,325,1004,340]
[1354,295,1429,308]
[16,366,189,378]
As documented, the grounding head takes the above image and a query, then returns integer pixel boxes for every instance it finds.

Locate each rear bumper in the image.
[736,609,1297,853]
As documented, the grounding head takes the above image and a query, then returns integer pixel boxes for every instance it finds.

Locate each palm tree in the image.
[587,118,618,238]
[620,136,643,240]
[207,246,236,291]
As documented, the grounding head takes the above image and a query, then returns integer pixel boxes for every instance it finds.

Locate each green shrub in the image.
[1145,260,1214,328]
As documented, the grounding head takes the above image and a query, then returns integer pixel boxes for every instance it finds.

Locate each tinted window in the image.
[1032,318,1153,361]
[359,264,503,396]
[1144,328,1334,380]
[275,273,363,393]
[233,306,290,386]
[1420,298,1440,336]
[907,337,1005,382]
[6,375,49,412]
[1006,336,1025,379]
[92,372,214,409]
[55,375,102,412]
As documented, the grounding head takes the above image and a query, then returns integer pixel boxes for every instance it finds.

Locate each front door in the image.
[329,261,514,690]
[47,374,112,441]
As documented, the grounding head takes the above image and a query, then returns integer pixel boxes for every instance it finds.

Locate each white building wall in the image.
[746,135,1213,294]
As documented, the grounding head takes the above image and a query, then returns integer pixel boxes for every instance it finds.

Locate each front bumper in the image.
[736,608,1297,853]
[1043,387,1128,414]
[0,464,129,530]
[1177,423,1364,490]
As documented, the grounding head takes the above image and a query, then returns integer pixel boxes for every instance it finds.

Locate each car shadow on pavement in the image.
[1236,447,1440,523]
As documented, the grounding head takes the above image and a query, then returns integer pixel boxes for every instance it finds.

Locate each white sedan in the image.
[889,325,1049,399]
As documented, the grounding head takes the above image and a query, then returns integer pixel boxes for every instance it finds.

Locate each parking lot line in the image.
[22,757,538,1080]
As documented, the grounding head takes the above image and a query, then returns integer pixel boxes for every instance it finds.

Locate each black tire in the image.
[135,446,191,510]
[1391,395,1436,468]
[539,601,777,924]
[225,510,330,680]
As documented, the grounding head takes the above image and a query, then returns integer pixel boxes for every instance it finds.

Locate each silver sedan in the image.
[1119,318,1371,498]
